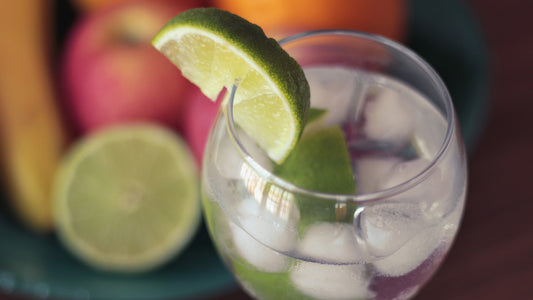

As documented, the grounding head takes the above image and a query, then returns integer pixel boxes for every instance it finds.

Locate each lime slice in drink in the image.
[274,125,356,195]
[152,8,310,163]
[301,107,328,135]
[307,108,328,124]
[53,124,200,273]
[274,125,357,231]
[233,261,316,300]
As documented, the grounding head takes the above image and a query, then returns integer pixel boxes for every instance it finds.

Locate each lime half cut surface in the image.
[53,124,201,273]
[152,8,310,163]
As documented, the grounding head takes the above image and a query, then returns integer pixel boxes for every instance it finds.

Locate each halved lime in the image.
[152,8,310,163]
[53,124,200,273]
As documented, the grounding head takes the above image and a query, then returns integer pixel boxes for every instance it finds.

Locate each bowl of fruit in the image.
[0,0,488,299]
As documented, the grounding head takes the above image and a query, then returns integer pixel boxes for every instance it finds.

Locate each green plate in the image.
[0,0,488,299]
[0,209,234,300]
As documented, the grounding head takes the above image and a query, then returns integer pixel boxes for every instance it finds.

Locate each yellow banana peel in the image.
[0,1,67,232]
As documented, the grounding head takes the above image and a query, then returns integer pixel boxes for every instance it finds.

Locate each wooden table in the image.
[1,0,532,299]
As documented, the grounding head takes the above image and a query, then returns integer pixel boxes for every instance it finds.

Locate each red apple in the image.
[61,0,202,133]
[182,87,222,167]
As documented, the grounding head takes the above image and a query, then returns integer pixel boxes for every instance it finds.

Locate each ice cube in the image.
[236,209,298,253]
[372,222,445,277]
[364,89,413,144]
[214,127,273,180]
[419,146,467,223]
[297,222,364,264]
[378,158,459,224]
[305,67,361,126]
[290,262,375,300]
[235,187,299,252]
[230,222,289,273]
[378,158,429,189]
[357,201,426,258]
[371,194,465,277]
[230,187,298,272]
[409,93,448,160]
[417,166,459,224]
[355,153,465,266]
[356,157,401,194]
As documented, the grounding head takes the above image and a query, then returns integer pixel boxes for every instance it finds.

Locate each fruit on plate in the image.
[0,0,68,232]
[213,0,407,41]
[53,124,201,273]
[61,0,202,134]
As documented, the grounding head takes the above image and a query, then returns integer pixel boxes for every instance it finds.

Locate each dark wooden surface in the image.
[2,0,532,299]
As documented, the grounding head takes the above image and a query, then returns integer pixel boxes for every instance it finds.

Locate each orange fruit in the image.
[71,0,131,12]
[212,0,407,41]
[72,0,204,13]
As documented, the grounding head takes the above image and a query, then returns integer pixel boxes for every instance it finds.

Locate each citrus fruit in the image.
[70,0,130,12]
[53,124,200,273]
[301,107,327,135]
[274,125,356,195]
[70,0,202,13]
[233,261,316,300]
[152,8,310,163]
[213,0,407,41]
[274,125,357,231]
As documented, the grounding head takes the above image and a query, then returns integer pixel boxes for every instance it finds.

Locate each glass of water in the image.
[201,30,467,300]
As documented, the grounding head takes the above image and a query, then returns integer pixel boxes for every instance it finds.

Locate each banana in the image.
[0,0,68,232]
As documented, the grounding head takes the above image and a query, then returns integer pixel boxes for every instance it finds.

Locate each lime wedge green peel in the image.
[53,124,201,273]
[152,8,310,163]
[233,260,317,300]
[274,126,357,231]
[274,126,356,195]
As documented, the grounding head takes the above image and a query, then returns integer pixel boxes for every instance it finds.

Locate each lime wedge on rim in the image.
[152,8,310,163]
[53,124,200,273]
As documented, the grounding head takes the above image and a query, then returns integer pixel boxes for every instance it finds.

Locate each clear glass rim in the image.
[225,29,455,203]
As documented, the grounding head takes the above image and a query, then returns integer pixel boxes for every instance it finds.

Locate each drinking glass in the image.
[201,30,467,300]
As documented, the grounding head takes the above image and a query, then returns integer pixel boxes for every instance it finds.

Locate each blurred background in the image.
[0,0,532,299]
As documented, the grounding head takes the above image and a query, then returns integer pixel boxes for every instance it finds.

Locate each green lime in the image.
[301,107,328,135]
[274,125,357,231]
[232,260,316,300]
[307,108,328,124]
[152,8,310,163]
[53,124,200,273]
[274,125,356,194]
